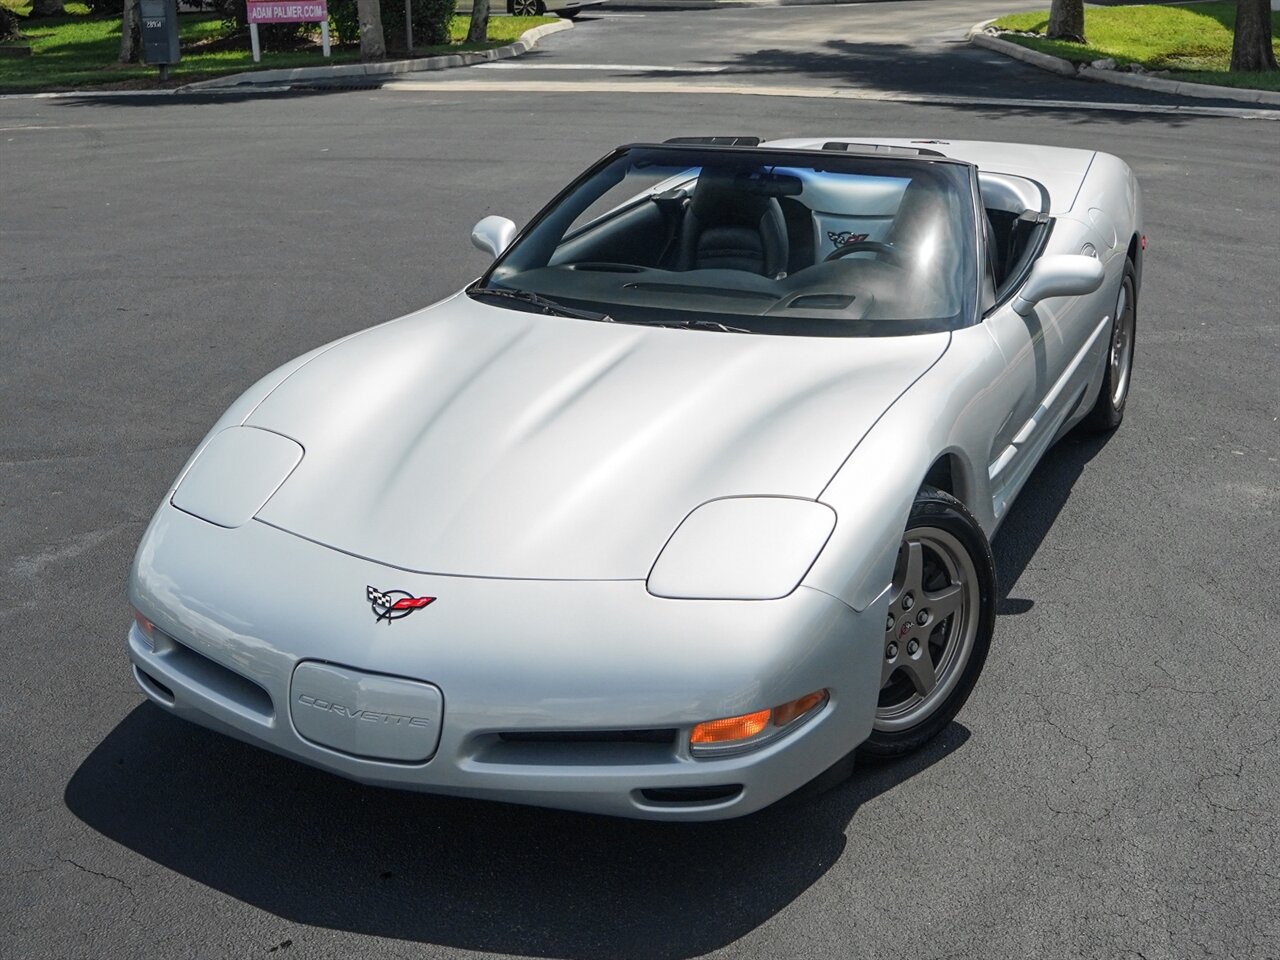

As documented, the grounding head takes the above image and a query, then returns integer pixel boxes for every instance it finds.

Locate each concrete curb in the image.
[967,20,1280,107]
[179,19,573,91]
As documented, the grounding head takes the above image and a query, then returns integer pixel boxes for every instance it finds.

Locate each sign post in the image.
[245,0,331,64]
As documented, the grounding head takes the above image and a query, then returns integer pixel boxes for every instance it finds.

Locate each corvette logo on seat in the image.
[366,586,436,624]
[827,230,870,247]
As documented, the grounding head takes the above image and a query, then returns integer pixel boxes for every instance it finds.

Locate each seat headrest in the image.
[888,179,953,245]
[690,170,779,225]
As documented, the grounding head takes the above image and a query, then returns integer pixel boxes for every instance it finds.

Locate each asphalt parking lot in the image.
[2,4,1279,958]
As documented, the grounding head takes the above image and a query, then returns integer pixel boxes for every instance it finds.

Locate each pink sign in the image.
[246,0,328,23]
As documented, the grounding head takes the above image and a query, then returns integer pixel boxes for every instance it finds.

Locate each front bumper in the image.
[128,507,885,820]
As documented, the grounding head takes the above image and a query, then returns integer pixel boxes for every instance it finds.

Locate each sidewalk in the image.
[181,19,572,90]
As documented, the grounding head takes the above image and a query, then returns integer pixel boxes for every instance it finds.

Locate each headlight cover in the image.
[170,426,303,528]
[646,496,837,600]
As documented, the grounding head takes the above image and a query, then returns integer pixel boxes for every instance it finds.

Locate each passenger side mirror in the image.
[471,216,518,259]
[1012,254,1105,316]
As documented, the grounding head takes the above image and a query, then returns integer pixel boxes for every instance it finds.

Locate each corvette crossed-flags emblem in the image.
[366,585,436,624]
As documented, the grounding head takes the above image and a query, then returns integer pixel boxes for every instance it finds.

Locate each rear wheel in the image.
[859,487,996,759]
[1080,257,1137,433]
[511,0,543,14]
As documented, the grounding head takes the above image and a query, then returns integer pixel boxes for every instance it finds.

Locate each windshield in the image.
[474,145,980,337]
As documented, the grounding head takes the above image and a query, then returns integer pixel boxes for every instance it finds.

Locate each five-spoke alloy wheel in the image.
[860,487,996,758]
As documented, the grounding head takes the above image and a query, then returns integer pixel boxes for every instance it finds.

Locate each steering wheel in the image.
[824,240,907,267]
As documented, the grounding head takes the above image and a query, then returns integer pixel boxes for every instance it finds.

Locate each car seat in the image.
[674,171,790,277]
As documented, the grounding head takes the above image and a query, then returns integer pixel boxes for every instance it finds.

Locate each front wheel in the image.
[510,0,543,14]
[859,487,996,759]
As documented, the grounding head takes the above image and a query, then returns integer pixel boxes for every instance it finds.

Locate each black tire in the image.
[510,0,543,14]
[1080,257,1137,433]
[857,487,996,760]
[560,8,581,17]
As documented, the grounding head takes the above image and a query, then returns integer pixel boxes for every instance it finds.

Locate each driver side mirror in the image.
[471,216,517,259]
[1012,254,1105,316]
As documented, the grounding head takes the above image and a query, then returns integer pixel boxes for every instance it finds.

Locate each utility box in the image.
[140,0,180,71]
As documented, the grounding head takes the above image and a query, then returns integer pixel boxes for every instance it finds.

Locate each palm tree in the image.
[1231,0,1278,72]
[119,0,140,63]
[467,0,489,45]
[358,0,386,60]
[1047,0,1085,43]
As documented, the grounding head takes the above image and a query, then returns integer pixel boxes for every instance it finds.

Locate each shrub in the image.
[330,0,456,49]
[84,0,124,14]
[328,0,358,44]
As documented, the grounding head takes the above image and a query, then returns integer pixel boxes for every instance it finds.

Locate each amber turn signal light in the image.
[690,708,771,745]
[132,609,154,638]
[689,689,828,752]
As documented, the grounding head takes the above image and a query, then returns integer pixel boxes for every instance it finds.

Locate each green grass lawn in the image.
[0,5,557,92]
[993,3,1280,92]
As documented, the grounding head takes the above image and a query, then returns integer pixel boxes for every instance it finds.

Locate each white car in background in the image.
[457,0,606,17]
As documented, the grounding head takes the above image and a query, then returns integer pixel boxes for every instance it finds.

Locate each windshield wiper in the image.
[469,287,748,333]
[469,286,613,323]
[649,318,752,334]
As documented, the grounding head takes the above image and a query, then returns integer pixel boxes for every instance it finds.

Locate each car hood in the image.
[248,294,948,579]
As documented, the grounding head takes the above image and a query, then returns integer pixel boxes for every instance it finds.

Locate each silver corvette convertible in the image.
[127,137,1143,820]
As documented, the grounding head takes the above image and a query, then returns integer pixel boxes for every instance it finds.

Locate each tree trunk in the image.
[357,0,386,61]
[0,4,20,42]
[30,0,65,17]
[1231,0,1278,72]
[119,0,141,63]
[1046,0,1085,44]
[466,0,489,45]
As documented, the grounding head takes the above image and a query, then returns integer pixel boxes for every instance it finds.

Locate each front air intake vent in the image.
[498,729,678,745]
[638,785,743,805]
[138,629,275,723]
[134,666,175,704]
[473,729,679,766]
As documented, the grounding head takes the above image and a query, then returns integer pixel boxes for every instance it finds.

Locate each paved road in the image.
[2,5,1279,960]
[384,1,1280,114]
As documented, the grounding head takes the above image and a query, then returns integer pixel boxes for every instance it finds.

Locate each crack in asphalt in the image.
[8,523,138,580]
[59,857,137,897]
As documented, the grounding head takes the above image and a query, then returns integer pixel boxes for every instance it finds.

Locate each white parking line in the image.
[471,62,726,72]
[379,77,1280,120]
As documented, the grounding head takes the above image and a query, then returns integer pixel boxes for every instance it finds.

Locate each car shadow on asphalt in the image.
[65,705,969,958]
[674,39,1239,121]
[990,429,1113,615]
[44,88,357,108]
